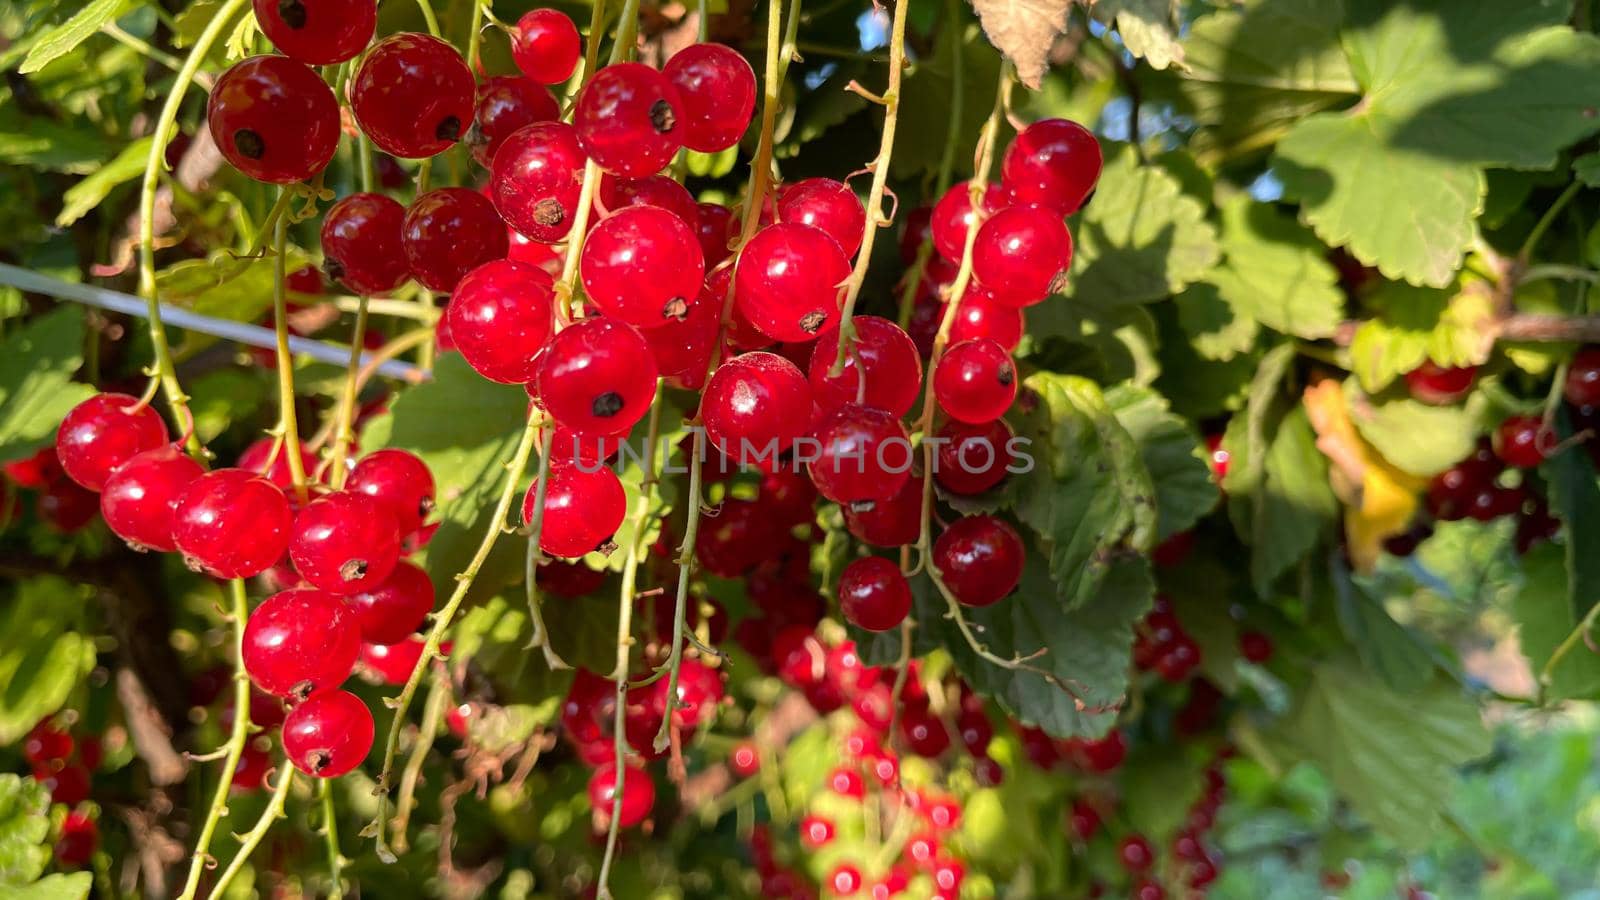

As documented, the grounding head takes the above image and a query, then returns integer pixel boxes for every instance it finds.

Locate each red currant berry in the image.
[1132,879,1166,900]
[931,180,1011,260]
[3,445,61,490]
[933,515,1024,607]
[800,813,836,848]
[972,205,1073,306]
[1155,634,1202,682]
[696,498,782,576]
[842,475,921,547]
[491,121,589,243]
[581,206,705,328]
[446,259,556,384]
[507,225,562,272]
[588,761,655,827]
[173,469,293,578]
[934,339,1017,423]
[23,719,73,765]
[290,490,403,595]
[510,9,582,84]
[735,223,851,342]
[646,288,721,385]
[1238,629,1274,663]
[320,192,410,295]
[346,448,435,537]
[359,636,432,685]
[346,560,433,645]
[701,351,812,460]
[828,864,863,896]
[695,202,738,267]
[54,810,97,867]
[1405,360,1477,405]
[1566,347,1600,407]
[808,316,922,417]
[662,43,757,153]
[33,762,89,806]
[243,588,360,698]
[599,173,698,227]
[779,178,866,257]
[809,403,914,505]
[402,187,510,292]
[730,741,760,777]
[1001,118,1103,215]
[574,62,683,177]
[1118,834,1155,872]
[839,556,912,632]
[902,706,952,757]
[56,393,169,491]
[947,286,1021,351]
[37,480,97,531]
[538,317,659,435]
[934,418,1014,495]
[253,0,374,65]
[466,75,560,167]
[99,444,204,552]
[523,462,627,558]
[350,33,474,158]
[231,743,273,792]
[208,56,339,183]
[1494,415,1549,468]
[283,689,373,777]
[237,437,319,490]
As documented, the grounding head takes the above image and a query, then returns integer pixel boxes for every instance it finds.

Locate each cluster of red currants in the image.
[24,718,102,867]
[2,443,99,533]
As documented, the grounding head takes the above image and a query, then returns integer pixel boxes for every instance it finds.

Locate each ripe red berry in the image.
[972,205,1073,306]
[735,223,852,342]
[933,515,1024,607]
[1002,118,1103,215]
[237,438,319,491]
[934,418,1014,495]
[701,351,812,460]
[646,288,721,385]
[934,339,1017,423]
[359,636,431,685]
[446,259,556,384]
[347,448,435,536]
[1132,879,1166,900]
[290,490,403,595]
[695,202,739,266]
[902,706,952,757]
[588,762,655,827]
[779,178,866,257]
[1566,348,1600,407]
[231,743,273,792]
[662,43,756,153]
[3,445,61,490]
[321,193,410,295]
[808,316,922,417]
[1156,633,1202,682]
[1238,629,1274,663]
[949,285,1025,351]
[491,121,589,243]
[842,475,922,547]
[23,719,73,765]
[243,588,361,698]
[809,403,913,505]
[253,0,374,65]
[99,444,204,552]
[600,173,699,227]
[54,810,97,867]
[208,56,339,183]
[839,556,912,632]
[828,864,863,896]
[1494,415,1549,468]
[466,75,560,167]
[510,9,582,84]
[56,393,169,491]
[350,33,474,158]
[536,317,659,435]
[403,188,509,292]
[1405,361,1477,405]
[581,206,705,328]
[346,560,434,645]
[37,480,97,531]
[730,741,760,777]
[800,813,836,848]
[696,498,781,576]
[1118,834,1155,872]
[574,62,684,177]
[523,463,627,558]
[931,180,1010,260]
[173,469,293,578]
[283,689,374,778]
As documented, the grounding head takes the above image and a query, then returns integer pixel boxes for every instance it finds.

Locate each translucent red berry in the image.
[237,437,319,490]
[934,339,1017,423]
[645,288,720,384]
[695,202,738,266]
[778,178,866,257]
[208,56,339,183]
[321,192,410,295]
[600,173,698,227]
[491,121,588,243]
[933,515,1023,607]
[934,419,1013,495]
[23,720,73,765]
[54,810,97,867]
[359,636,431,684]
[950,285,1025,351]
[253,0,374,65]
[808,316,922,417]
[1495,415,1549,468]
[402,187,509,292]
[931,180,1010,260]
[574,62,683,177]
[843,475,921,547]
[810,403,913,505]
[3,445,60,490]
[839,556,912,632]
[347,448,435,536]
[290,490,402,595]
[972,205,1073,306]
[173,469,293,578]
[1566,348,1600,407]
[1118,835,1155,872]
[696,498,782,577]
[1002,118,1103,215]
[467,75,560,167]
[346,560,433,645]
[350,33,474,158]
[701,351,812,460]
[37,480,97,532]
[589,762,655,827]
[581,206,705,328]
[662,43,756,153]
[735,223,851,342]
[33,762,89,806]
[99,444,204,552]
[524,463,627,558]
[56,393,169,491]
[446,259,556,384]
[510,8,582,85]
[243,588,360,698]
[535,317,658,435]
[1239,630,1273,663]
[1405,361,1477,405]
[283,689,374,777]
[829,864,863,895]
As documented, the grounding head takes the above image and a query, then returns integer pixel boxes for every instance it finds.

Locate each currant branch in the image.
[325,294,370,489]
[317,779,346,899]
[389,669,448,852]
[205,763,295,900]
[521,429,570,670]
[270,207,312,505]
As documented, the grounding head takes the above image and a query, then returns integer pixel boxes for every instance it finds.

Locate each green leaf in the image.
[1229,405,1337,597]
[1067,145,1220,308]
[1543,406,1600,623]
[1153,307,1260,419]
[451,596,578,718]
[56,137,150,227]
[1103,384,1218,541]
[1200,196,1345,340]
[1336,569,1434,692]
[1091,0,1183,71]
[1344,383,1482,478]
[185,369,268,445]
[1174,282,1260,361]
[18,0,124,73]
[1346,279,1497,392]
[0,306,93,464]
[1514,542,1600,701]
[0,578,95,744]
[0,116,118,175]
[1576,151,1600,187]
[1279,658,1490,847]
[893,24,1003,180]
[0,774,52,885]
[1120,745,1208,842]
[10,874,93,900]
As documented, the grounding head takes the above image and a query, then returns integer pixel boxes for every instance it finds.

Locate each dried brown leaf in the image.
[968,0,1078,88]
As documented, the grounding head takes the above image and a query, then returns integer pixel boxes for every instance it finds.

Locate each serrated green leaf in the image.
[1514,542,1600,701]
[1344,383,1483,478]
[0,774,52,884]
[1092,0,1183,71]
[1202,196,1345,340]
[1346,279,1497,392]
[56,137,149,227]
[1543,406,1600,623]
[1103,384,1218,541]
[1153,305,1260,419]
[0,306,93,464]
[18,0,124,73]
[0,578,95,744]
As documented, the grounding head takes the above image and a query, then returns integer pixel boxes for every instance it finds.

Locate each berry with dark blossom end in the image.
[972,205,1073,306]
[243,587,361,698]
[252,0,374,65]
[173,469,293,578]
[535,316,659,436]
[447,259,556,385]
[646,286,721,386]
[934,339,1017,424]
[1405,360,1477,405]
[402,187,509,292]
[283,689,374,777]
[581,206,705,329]
[808,316,922,417]
[838,556,912,632]
[208,56,339,183]
[467,75,560,167]
[809,403,914,505]
[574,62,683,178]
[734,222,853,342]
[491,121,589,243]
[290,490,403,596]
[99,444,204,552]
[588,761,655,827]
[350,33,475,159]
[523,463,627,558]
[662,43,757,153]
[347,448,435,537]
[1001,118,1103,215]
[56,392,169,491]
[345,560,434,645]
[320,192,410,296]
[510,9,582,84]
[778,177,867,257]
[932,515,1024,607]
[701,351,812,460]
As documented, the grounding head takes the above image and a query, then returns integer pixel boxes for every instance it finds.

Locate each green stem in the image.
[650,424,707,752]
[522,429,569,669]
[1520,263,1600,287]
[272,207,310,505]
[607,0,643,64]
[390,671,447,851]
[414,0,442,36]
[577,0,610,91]
[102,23,188,77]
[327,294,368,490]
[897,0,965,327]
[465,0,486,74]
[1538,598,1600,704]
[205,763,294,900]
[319,780,344,899]
[1520,181,1583,263]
